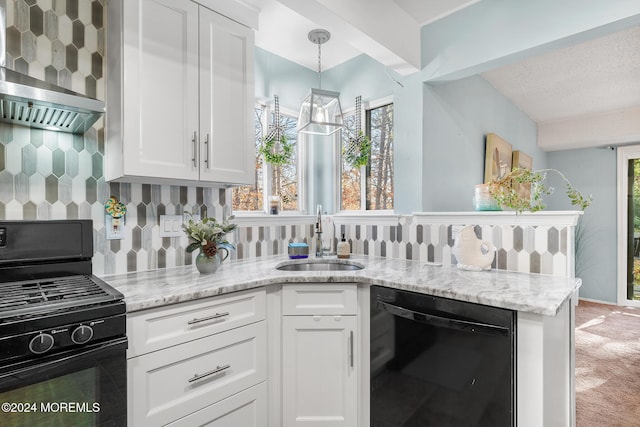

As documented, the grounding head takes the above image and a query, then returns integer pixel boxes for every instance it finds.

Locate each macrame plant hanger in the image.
[345,95,370,168]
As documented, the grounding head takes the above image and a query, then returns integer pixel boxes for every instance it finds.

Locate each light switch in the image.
[159,215,183,237]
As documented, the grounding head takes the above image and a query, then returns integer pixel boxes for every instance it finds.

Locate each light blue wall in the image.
[421,0,640,81]
[255,47,317,111]
[256,49,427,214]
[255,49,544,214]
[325,55,426,214]
[547,148,618,303]
[422,75,544,211]
[418,0,638,303]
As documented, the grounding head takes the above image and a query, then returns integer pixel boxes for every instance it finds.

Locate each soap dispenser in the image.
[337,233,350,259]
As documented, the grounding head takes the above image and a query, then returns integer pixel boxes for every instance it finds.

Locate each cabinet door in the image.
[199,6,255,184]
[122,0,200,180]
[282,315,358,427]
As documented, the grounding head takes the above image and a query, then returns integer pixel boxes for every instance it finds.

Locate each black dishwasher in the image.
[370,286,515,427]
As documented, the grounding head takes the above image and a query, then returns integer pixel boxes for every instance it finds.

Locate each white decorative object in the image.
[452,225,496,270]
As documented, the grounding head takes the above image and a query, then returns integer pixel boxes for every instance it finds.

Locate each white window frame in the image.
[233,101,306,215]
[617,144,640,307]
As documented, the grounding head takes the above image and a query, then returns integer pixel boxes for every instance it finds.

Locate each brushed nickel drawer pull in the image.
[188,364,230,383]
[349,330,354,368]
[187,312,230,325]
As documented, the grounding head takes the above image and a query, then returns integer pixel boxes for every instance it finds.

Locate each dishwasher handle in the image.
[377,300,511,338]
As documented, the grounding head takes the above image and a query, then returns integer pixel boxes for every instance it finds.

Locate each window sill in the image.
[232,213,315,226]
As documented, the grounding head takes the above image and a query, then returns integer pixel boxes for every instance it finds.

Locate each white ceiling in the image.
[482,25,640,124]
[244,0,480,72]
[242,0,640,131]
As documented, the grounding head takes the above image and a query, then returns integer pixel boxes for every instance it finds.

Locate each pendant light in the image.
[297,29,344,136]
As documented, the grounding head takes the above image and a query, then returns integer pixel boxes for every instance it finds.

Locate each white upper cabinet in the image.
[106,0,255,185]
[199,7,254,183]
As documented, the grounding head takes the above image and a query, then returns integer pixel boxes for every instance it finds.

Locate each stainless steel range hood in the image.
[0,1,105,134]
[0,67,105,133]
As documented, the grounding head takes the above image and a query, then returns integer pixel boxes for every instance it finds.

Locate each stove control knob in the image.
[29,333,55,354]
[71,325,94,345]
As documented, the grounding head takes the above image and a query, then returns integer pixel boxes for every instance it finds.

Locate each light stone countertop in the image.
[100,255,581,316]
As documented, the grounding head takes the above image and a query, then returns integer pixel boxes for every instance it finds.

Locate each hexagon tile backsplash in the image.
[5,0,105,98]
[0,0,230,275]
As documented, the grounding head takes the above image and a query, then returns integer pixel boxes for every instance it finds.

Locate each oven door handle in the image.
[376,300,510,337]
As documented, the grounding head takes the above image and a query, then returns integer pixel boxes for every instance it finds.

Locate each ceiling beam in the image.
[277,0,420,75]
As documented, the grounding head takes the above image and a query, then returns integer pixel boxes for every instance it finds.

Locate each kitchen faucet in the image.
[315,205,323,257]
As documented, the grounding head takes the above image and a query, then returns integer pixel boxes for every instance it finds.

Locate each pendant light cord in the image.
[317,41,322,89]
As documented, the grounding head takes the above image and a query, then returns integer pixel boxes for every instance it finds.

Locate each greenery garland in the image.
[258,133,294,166]
[344,130,371,168]
[488,167,592,213]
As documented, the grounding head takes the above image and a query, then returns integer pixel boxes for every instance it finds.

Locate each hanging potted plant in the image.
[488,167,592,213]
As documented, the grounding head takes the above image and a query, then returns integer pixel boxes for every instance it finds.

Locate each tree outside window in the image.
[232,104,299,212]
[367,103,394,210]
[273,115,298,211]
[340,113,361,210]
[340,102,394,211]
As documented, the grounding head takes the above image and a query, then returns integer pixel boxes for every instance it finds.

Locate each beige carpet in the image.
[575,301,640,426]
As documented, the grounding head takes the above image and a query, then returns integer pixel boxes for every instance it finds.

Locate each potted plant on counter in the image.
[488,167,592,213]
[182,214,237,274]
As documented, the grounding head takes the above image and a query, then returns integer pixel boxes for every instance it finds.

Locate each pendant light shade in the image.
[297,29,344,136]
[298,88,343,135]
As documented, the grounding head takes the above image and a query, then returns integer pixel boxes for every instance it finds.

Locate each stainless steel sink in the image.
[276,260,364,271]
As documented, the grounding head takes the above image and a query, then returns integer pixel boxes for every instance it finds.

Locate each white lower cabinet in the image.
[126,289,267,426]
[280,284,360,427]
[282,315,358,426]
[165,382,267,427]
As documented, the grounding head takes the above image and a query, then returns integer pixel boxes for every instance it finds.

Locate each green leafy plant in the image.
[344,130,371,168]
[259,133,294,166]
[488,168,592,213]
[182,213,237,257]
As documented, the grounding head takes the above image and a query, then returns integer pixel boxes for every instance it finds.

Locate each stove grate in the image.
[0,275,121,320]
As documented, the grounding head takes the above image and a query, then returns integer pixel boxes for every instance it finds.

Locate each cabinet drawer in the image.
[165,381,267,427]
[127,288,266,357]
[282,284,357,315]
[128,321,266,427]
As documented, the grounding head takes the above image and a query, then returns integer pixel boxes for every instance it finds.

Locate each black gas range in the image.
[0,220,127,427]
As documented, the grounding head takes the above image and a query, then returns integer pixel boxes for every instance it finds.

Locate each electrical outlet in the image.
[106,215,125,240]
[159,215,183,237]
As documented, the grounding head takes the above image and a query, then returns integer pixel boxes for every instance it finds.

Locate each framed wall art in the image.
[512,150,533,200]
[484,133,513,183]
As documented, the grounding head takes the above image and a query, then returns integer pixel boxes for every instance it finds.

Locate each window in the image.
[273,114,299,211]
[617,145,640,307]
[232,104,300,212]
[232,106,265,211]
[340,101,394,211]
[340,113,361,210]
